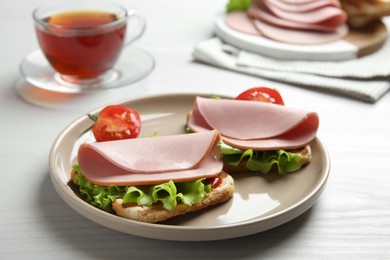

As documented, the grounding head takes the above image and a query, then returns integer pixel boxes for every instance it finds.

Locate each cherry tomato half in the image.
[89,105,142,142]
[235,87,284,105]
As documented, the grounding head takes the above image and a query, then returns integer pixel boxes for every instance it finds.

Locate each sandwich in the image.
[71,130,234,223]
[186,96,319,174]
[339,0,390,28]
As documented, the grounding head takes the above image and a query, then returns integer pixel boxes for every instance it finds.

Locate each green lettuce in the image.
[72,165,211,213]
[219,142,302,174]
[226,0,250,12]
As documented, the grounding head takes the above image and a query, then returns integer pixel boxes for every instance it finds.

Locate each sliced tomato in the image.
[89,105,142,142]
[235,87,284,105]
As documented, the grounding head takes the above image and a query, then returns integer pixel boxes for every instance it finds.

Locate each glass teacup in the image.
[33,0,145,87]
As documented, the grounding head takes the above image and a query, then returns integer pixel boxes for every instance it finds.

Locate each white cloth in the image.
[192,37,390,103]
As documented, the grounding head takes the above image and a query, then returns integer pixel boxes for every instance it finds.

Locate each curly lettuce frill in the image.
[72,165,211,213]
[219,142,302,174]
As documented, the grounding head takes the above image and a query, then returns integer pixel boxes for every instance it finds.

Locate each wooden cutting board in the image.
[343,19,388,58]
[215,15,388,61]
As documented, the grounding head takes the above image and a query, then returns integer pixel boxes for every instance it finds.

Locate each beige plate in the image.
[49,93,330,241]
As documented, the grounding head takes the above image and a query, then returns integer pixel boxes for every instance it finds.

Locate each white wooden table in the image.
[1,0,389,258]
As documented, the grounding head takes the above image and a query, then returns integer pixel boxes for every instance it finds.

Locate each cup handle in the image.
[124,10,146,46]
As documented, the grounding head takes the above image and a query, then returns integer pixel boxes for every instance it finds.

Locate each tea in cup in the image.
[33,0,145,86]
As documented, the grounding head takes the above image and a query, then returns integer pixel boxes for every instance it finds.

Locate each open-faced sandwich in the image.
[186,87,319,174]
[71,129,234,223]
[70,87,319,223]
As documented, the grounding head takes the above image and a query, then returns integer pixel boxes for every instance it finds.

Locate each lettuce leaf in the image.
[72,165,126,213]
[72,165,211,213]
[219,142,302,174]
[226,0,250,12]
[176,179,210,205]
[123,179,210,211]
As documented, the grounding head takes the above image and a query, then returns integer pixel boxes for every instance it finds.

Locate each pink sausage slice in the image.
[252,19,348,45]
[224,11,260,35]
[78,130,223,186]
[224,11,348,44]
[188,97,319,150]
[248,5,339,32]
[264,0,340,13]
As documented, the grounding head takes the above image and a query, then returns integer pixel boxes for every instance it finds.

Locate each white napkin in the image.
[192,37,390,103]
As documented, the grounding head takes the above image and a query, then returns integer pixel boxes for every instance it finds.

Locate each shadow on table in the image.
[38,171,315,259]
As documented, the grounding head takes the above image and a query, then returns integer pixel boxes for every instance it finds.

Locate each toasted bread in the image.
[340,0,390,27]
[112,171,234,223]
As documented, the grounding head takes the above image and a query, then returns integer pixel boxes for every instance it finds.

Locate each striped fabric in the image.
[193,37,389,103]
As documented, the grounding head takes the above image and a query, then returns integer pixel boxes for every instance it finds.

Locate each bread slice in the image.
[340,0,390,16]
[222,144,311,173]
[340,0,390,28]
[112,171,234,223]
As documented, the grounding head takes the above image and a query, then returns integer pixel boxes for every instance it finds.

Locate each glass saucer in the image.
[19,46,155,94]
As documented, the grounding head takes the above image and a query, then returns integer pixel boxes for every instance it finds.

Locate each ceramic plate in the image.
[49,93,330,241]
